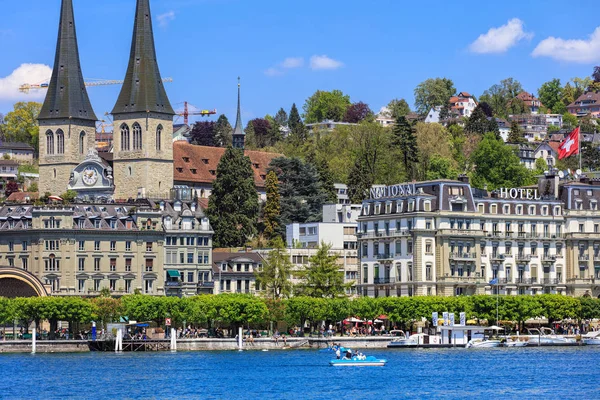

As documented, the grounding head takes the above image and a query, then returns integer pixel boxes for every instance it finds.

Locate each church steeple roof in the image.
[233,77,244,137]
[39,0,96,121]
[112,0,174,115]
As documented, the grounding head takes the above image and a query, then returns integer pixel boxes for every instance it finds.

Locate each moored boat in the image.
[525,328,576,345]
[582,331,600,345]
[465,338,502,348]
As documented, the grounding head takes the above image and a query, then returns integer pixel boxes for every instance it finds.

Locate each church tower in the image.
[38,0,97,195]
[232,78,245,149]
[111,0,174,200]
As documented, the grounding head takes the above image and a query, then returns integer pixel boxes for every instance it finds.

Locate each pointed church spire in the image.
[39,0,96,121]
[112,0,174,115]
[232,77,245,149]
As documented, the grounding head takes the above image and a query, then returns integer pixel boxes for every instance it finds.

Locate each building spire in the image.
[39,0,96,121]
[232,77,245,149]
[112,0,174,115]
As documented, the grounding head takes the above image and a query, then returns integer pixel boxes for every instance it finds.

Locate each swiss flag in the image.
[558,127,580,160]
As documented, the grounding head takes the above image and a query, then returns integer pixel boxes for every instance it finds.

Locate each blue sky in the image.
[1,0,599,124]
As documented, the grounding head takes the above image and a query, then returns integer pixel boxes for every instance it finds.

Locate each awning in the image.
[167,270,181,278]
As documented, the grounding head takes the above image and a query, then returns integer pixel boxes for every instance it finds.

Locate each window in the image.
[426,263,432,281]
[120,124,130,151]
[125,241,132,252]
[55,130,64,154]
[188,272,194,283]
[93,279,101,292]
[79,131,86,154]
[503,205,510,215]
[94,258,101,272]
[110,241,116,252]
[45,240,60,251]
[146,242,153,252]
[78,258,85,272]
[580,224,584,233]
[516,205,522,215]
[156,125,163,151]
[125,258,132,272]
[529,206,536,215]
[94,241,100,251]
[110,258,116,272]
[424,201,431,212]
[79,241,85,251]
[46,130,54,155]
[407,240,413,254]
[78,279,86,293]
[363,265,368,283]
[425,241,432,254]
[145,259,153,272]
[8,242,13,252]
[22,258,28,271]
[109,279,117,291]
[491,204,497,214]
[187,253,194,264]
[132,123,142,150]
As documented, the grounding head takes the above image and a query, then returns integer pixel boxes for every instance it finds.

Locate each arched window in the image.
[132,123,142,150]
[46,130,54,155]
[79,131,86,154]
[121,124,130,151]
[56,129,64,154]
[156,125,163,151]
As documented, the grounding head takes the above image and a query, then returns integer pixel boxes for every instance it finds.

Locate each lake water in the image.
[1,347,599,399]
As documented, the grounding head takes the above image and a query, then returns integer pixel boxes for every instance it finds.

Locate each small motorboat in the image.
[582,331,600,345]
[465,338,502,348]
[329,356,387,367]
[504,340,528,347]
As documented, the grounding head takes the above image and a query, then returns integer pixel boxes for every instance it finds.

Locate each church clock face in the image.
[82,166,99,186]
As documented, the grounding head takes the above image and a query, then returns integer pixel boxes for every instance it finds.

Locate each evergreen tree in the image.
[214,114,232,147]
[465,105,500,137]
[347,156,373,203]
[268,157,329,234]
[306,150,337,204]
[507,120,524,143]
[263,170,281,241]
[207,147,259,247]
[255,237,293,299]
[288,103,307,143]
[392,115,419,180]
[295,242,350,298]
[274,108,288,127]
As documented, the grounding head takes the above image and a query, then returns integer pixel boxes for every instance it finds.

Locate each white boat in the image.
[465,338,502,348]
[387,331,420,347]
[504,340,528,347]
[582,330,600,345]
[525,328,576,345]
[329,356,387,367]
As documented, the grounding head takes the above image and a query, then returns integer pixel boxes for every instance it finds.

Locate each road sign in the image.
[165,318,172,326]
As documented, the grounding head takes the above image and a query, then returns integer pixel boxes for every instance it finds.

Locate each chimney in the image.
[458,174,469,184]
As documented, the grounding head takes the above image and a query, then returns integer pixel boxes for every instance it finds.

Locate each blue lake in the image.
[1,347,599,399]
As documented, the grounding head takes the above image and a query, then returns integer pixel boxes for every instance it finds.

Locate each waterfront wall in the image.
[0,340,89,354]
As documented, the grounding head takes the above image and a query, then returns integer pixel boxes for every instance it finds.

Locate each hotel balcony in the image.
[579,254,590,262]
[567,277,596,285]
[439,274,481,284]
[197,281,215,288]
[357,230,410,239]
[374,277,396,285]
[449,252,477,261]
[490,254,505,261]
[541,255,557,263]
[541,278,560,285]
[376,253,395,261]
[516,254,531,262]
[439,229,485,237]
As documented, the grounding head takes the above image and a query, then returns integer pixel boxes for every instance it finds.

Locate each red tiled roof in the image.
[7,192,38,202]
[173,142,282,189]
[547,141,561,154]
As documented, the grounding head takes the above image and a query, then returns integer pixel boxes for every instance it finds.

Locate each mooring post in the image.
[31,321,36,354]
[238,327,243,351]
[171,328,177,352]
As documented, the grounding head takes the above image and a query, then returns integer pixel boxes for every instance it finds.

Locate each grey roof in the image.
[38,0,97,121]
[0,142,35,151]
[232,78,244,137]
[111,0,174,115]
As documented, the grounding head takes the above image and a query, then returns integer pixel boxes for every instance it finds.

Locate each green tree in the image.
[533,157,549,175]
[507,97,529,115]
[306,150,337,204]
[303,90,351,123]
[562,112,579,130]
[392,116,419,179]
[347,156,372,203]
[507,120,524,143]
[91,297,123,329]
[414,122,453,179]
[479,78,523,117]
[274,108,288,126]
[269,157,329,231]
[263,170,281,241]
[255,237,293,299]
[538,79,564,114]
[207,147,259,247]
[470,133,534,190]
[386,98,411,119]
[287,103,307,143]
[426,156,459,180]
[214,114,233,147]
[413,78,456,115]
[296,242,350,298]
[3,102,42,154]
[465,105,500,136]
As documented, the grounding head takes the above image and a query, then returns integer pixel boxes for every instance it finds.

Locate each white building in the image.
[425,107,441,124]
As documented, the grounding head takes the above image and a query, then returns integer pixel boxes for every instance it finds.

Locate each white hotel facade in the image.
[357,175,600,298]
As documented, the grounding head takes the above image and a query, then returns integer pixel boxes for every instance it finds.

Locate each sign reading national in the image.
[370,183,417,200]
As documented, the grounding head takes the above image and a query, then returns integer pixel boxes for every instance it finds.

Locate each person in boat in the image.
[344,350,352,360]
[335,348,341,359]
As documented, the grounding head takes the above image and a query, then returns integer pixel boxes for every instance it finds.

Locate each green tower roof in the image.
[39,0,97,121]
[112,0,174,116]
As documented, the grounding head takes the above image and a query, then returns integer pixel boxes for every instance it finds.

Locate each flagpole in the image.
[579,124,582,171]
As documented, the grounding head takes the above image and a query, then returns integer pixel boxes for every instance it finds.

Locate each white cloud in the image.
[0,63,52,101]
[532,27,600,63]
[264,57,304,76]
[157,11,176,28]
[309,55,344,70]
[469,18,533,54]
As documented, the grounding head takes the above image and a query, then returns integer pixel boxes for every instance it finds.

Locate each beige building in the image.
[357,175,600,298]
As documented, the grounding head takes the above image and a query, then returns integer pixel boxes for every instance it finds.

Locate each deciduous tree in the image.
[3,102,42,154]
[413,78,456,115]
[296,242,350,298]
[343,101,373,123]
[479,78,523,117]
[538,79,564,114]
[189,121,216,146]
[303,90,351,123]
[386,98,411,119]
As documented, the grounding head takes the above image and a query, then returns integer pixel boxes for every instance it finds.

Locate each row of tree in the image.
[2,295,600,336]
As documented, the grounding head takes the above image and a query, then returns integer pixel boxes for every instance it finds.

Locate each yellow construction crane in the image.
[19,77,173,93]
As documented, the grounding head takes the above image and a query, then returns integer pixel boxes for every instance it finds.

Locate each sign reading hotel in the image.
[370,183,417,199]
[498,188,541,200]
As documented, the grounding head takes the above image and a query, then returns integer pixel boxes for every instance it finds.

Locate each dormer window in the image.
[260,175,266,180]
[202,159,209,164]
[253,163,260,169]
[209,170,216,176]
[182,157,190,163]
[190,169,197,174]
[176,168,183,173]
